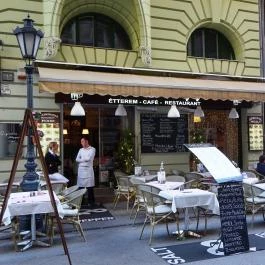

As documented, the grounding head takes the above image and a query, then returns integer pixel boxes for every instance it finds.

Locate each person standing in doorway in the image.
[76,136,96,208]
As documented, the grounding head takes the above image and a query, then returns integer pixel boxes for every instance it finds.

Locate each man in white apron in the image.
[76,137,96,208]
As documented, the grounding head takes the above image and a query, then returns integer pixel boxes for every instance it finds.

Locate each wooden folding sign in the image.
[0,108,72,265]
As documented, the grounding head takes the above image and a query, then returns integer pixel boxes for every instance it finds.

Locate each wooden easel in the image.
[0,108,72,265]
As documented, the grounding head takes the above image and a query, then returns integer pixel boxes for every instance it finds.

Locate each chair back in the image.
[243,182,253,198]
[248,169,265,180]
[0,183,20,196]
[138,188,166,214]
[166,175,185,182]
[171,169,185,176]
[184,172,204,188]
[41,181,66,195]
[245,171,258,178]
[129,177,145,185]
[60,185,79,197]
[117,176,131,189]
[63,188,87,210]
[138,183,161,194]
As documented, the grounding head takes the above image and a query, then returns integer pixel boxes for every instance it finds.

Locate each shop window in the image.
[187,28,235,60]
[61,13,132,50]
[0,123,21,158]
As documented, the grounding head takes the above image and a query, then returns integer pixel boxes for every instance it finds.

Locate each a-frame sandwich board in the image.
[0,108,72,265]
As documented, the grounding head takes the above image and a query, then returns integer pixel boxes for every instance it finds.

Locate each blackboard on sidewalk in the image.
[218,183,249,255]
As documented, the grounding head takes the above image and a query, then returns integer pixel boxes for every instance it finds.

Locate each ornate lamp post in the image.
[14,15,44,191]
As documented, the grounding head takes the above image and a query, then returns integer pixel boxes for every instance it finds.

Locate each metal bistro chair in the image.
[47,188,87,244]
[138,184,177,245]
[129,177,145,224]
[243,182,265,227]
[113,175,135,211]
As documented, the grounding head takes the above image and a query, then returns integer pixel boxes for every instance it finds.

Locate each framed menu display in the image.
[34,112,60,155]
[248,116,263,151]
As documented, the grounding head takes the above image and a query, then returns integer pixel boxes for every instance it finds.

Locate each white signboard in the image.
[186,144,242,183]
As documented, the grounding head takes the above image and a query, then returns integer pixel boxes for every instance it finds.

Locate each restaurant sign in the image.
[55,94,201,106]
[108,97,201,106]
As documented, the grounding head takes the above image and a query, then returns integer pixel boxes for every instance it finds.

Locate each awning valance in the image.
[38,67,265,102]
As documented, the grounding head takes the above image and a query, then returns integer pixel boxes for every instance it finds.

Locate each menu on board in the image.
[248,116,263,151]
[218,183,249,255]
[34,112,60,155]
[140,113,188,153]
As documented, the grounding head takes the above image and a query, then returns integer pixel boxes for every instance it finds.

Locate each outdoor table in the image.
[128,174,157,183]
[2,190,64,251]
[159,188,219,238]
[147,181,184,191]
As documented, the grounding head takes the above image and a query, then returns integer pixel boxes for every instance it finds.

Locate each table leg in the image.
[173,208,201,239]
[17,214,50,251]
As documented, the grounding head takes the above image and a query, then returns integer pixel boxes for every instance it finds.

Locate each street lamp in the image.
[14,15,44,191]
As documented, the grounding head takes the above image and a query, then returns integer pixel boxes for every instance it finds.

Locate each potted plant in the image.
[116,129,135,174]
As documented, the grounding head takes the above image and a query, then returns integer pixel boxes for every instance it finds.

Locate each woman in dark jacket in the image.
[45,142,61,174]
[44,142,69,183]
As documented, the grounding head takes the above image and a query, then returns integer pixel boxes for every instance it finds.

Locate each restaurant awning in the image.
[38,67,265,102]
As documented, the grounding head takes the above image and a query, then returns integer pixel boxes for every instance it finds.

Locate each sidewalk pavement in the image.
[1,202,265,265]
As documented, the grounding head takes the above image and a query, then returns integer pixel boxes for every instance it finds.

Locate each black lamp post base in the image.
[20,179,39,192]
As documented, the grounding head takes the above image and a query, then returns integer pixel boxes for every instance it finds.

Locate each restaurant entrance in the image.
[63,104,131,190]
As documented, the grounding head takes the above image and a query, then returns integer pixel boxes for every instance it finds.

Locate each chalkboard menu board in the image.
[140,113,188,153]
[218,183,249,255]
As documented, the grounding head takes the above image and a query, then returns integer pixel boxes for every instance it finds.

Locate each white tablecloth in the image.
[243,178,259,185]
[159,188,219,215]
[128,174,157,183]
[147,181,184,191]
[2,190,64,225]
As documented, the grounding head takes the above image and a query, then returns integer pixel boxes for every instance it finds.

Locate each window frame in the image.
[61,13,132,50]
[187,28,235,60]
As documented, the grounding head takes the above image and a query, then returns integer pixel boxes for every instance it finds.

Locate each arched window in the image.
[61,13,132,50]
[187,28,235,60]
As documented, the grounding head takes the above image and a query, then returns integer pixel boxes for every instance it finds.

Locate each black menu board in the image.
[140,113,188,153]
[218,183,249,255]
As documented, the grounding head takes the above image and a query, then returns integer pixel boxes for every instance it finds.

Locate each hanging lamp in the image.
[167,103,180,118]
[194,105,205,118]
[82,128,89,135]
[70,101,85,116]
[229,100,239,119]
[115,104,127,116]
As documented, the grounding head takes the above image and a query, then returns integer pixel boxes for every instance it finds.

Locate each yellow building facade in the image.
[0,0,264,182]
